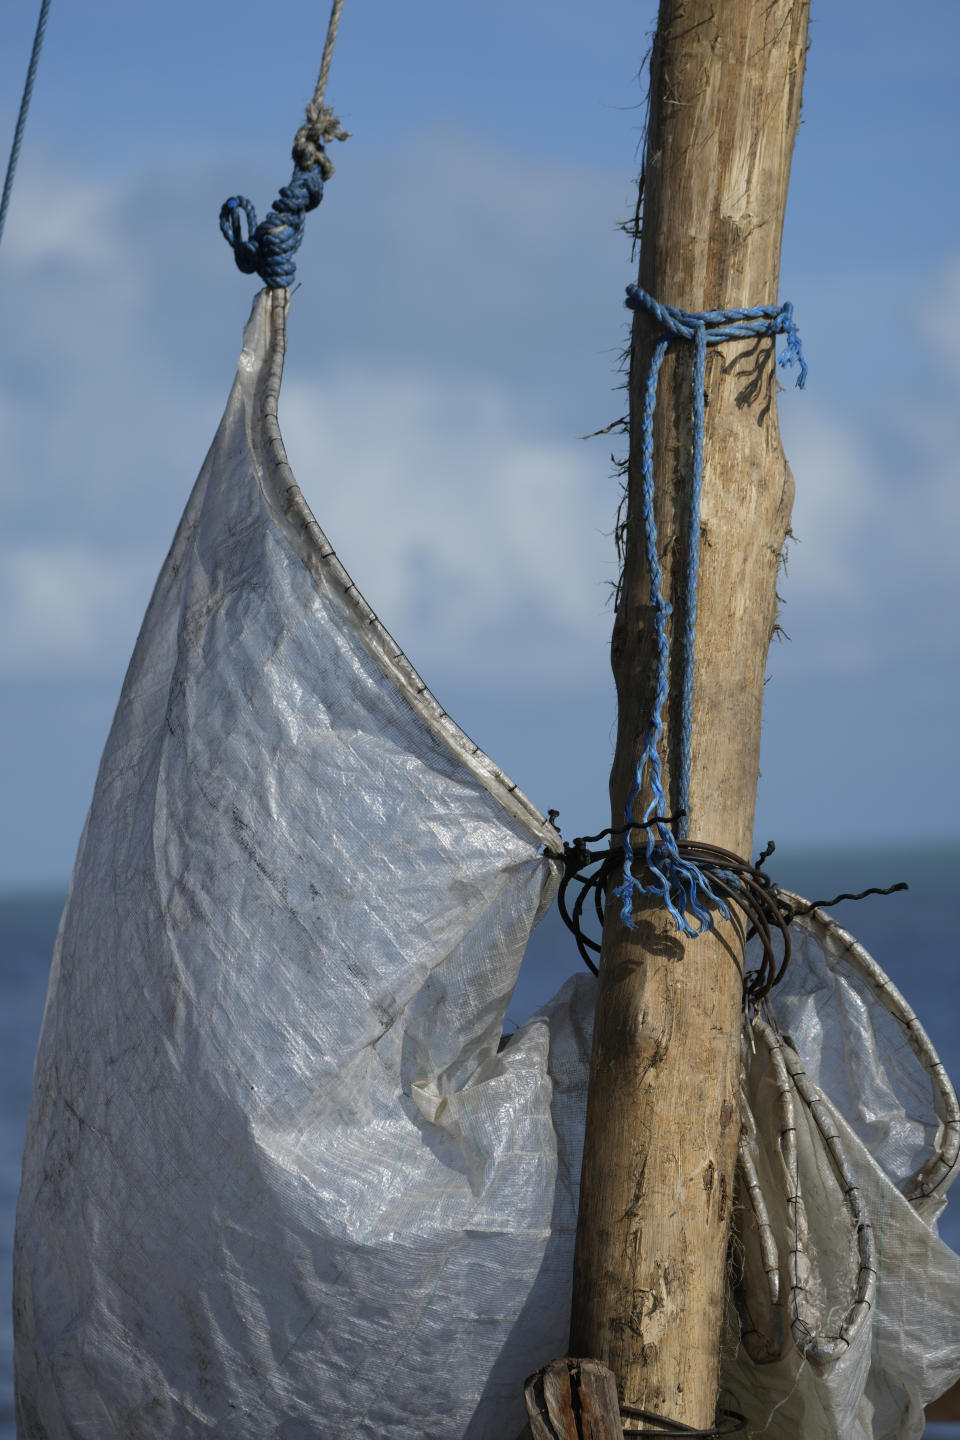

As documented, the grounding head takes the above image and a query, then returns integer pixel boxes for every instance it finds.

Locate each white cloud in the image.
[1,170,126,271]
[921,254,960,379]
[0,139,628,697]
[2,148,957,716]
[779,405,875,602]
[776,377,960,671]
[0,540,154,672]
[281,368,617,690]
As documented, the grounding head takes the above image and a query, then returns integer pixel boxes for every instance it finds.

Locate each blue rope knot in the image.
[625,285,808,387]
[219,163,326,289]
[617,286,806,937]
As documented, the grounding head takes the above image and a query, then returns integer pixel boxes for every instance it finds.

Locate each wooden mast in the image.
[566,0,810,1431]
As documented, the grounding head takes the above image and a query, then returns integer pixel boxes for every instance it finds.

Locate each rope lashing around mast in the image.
[0,0,53,250]
[614,286,807,937]
[556,825,907,1009]
[220,0,349,288]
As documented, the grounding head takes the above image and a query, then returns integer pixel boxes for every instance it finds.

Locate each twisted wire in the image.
[559,827,796,1005]
[620,1405,746,1437]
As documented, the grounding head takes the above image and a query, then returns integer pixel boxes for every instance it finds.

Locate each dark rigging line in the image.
[0,0,53,250]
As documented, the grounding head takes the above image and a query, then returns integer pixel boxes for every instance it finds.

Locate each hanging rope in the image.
[220,0,349,288]
[614,286,807,936]
[0,0,53,250]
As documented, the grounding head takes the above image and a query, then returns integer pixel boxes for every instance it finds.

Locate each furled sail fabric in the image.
[15,289,960,1440]
[727,908,960,1439]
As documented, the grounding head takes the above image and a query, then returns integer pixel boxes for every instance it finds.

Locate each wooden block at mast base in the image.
[524,1358,625,1440]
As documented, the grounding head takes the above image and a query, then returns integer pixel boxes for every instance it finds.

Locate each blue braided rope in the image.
[219,165,326,290]
[0,0,53,250]
[614,284,806,936]
[219,0,348,288]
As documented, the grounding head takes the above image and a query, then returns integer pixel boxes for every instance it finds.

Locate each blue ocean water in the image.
[2,846,958,1436]
[1,892,64,1440]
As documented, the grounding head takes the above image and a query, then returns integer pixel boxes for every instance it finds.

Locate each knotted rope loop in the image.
[293,101,351,179]
[616,287,807,936]
[219,166,326,288]
[218,0,349,288]
[219,196,259,274]
[626,286,809,388]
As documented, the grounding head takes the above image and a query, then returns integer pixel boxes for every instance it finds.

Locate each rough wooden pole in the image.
[569,0,809,1430]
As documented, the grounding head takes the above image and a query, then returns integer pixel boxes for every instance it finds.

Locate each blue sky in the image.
[1,0,958,887]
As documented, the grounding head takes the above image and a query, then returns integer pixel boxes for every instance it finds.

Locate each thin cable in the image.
[315,0,345,111]
[292,0,350,175]
[0,0,53,250]
[620,1404,746,1437]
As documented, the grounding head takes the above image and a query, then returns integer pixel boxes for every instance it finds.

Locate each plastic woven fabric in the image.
[15,290,960,1439]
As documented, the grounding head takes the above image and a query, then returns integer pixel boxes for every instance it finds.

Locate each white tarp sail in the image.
[15,289,960,1439]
